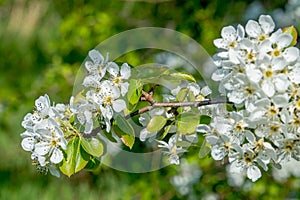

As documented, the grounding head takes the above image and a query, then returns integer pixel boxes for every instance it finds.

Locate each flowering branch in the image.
[125,90,228,119]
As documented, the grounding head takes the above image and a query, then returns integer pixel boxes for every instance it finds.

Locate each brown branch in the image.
[125,97,228,119]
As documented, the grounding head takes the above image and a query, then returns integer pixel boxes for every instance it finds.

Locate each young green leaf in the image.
[81,137,104,157]
[127,79,142,105]
[177,113,200,134]
[85,157,101,171]
[198,140,211,158]
[176,88,189,102]
[170,72,196,82]
[59,137,89,177]
[114,115,135,149]
[146,116,167,132]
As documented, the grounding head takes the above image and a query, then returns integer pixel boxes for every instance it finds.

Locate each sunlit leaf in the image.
[283,25,298,46]
[177,113,200,134]
[170,72,196,82]
[147,116,167,132]
[114,115,135,149]
[81,137,104,157]
[59,138,89,177]
[176,88,189,102]
[127,79,142,105]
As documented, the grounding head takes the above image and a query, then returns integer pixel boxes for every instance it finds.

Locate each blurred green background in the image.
[1,0,299,199]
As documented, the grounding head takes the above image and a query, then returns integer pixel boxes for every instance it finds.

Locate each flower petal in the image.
[88,49,104,64]
[21,137,35,151]
[112,99,126,112]
[35,142,51,156]
[50,148,64,164]
[259,15,275,34]
[245,20,261,38]
[247,165,262,182]
[120,63,131,79]
[261,80,275,97]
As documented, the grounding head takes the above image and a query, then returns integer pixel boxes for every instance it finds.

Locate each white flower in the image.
[85,49,107,78]
[157,135,187,165]
[213,25,244,50]
[107,62,131,96]
[245,15,275,40]
[35,94,55,118]
[34,119,67,164]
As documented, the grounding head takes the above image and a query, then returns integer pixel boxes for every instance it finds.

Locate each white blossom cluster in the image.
[154,82,212,165]
[21,94,69,177]
[75,49,131,133]
[198,15,300,182]
[20,49,131,176]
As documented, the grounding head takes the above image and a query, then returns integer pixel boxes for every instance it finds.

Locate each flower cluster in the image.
[152,82,212,164]
[21,94,69,177]
[20,49,131,176]
[198,15,300,181]
[77,49,131,133]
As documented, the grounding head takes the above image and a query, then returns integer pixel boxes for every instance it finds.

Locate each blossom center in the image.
[269,106,278,115]
[271,49,281,57]
[264,68,273,78]
[105,96,112,105]
[113,77,121,85]
[284,141,295,152]
[229,41,237,48]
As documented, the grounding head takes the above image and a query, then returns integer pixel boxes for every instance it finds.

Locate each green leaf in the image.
[160,124,172,140]
[283,25,298,46]
[147,116,167,132]
[200,115,211,124]
[59,138,89,177]
[177,113,200,134]
[114,115,135,149]
[176,88,189,102]
[198,140,211,158]
[85,157,101,171]
[81,137,104,157]
[127,79,142,105]
[170,72,196,82]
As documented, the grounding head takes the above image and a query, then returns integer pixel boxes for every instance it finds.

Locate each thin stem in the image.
[125,90,228,119]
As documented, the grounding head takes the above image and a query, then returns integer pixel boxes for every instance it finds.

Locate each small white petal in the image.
[259,15,275,34]
[88,49,104,64]
[120,82,129,96]
[49,165,60,178]
[112,99,126,112]
[107,62,119,77]
[289,67,300,84]
[200,86,212,96]
[274,74,289,92]
[35,142,51,156]
[120,63,131,79]
[283,47,299,63]
[50,148,64,164]
[245,20,261,38]
[247,165,262,182]
[21,137,35,151]
[213,38,227,49]
[261,80,275,97]
[84,121,93,134]
[221,26,237,41]
[276,34,292,49]
[211,146,226,160]
[196,124,211,133]
[246,68,262,83]
[205,135,219,145]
